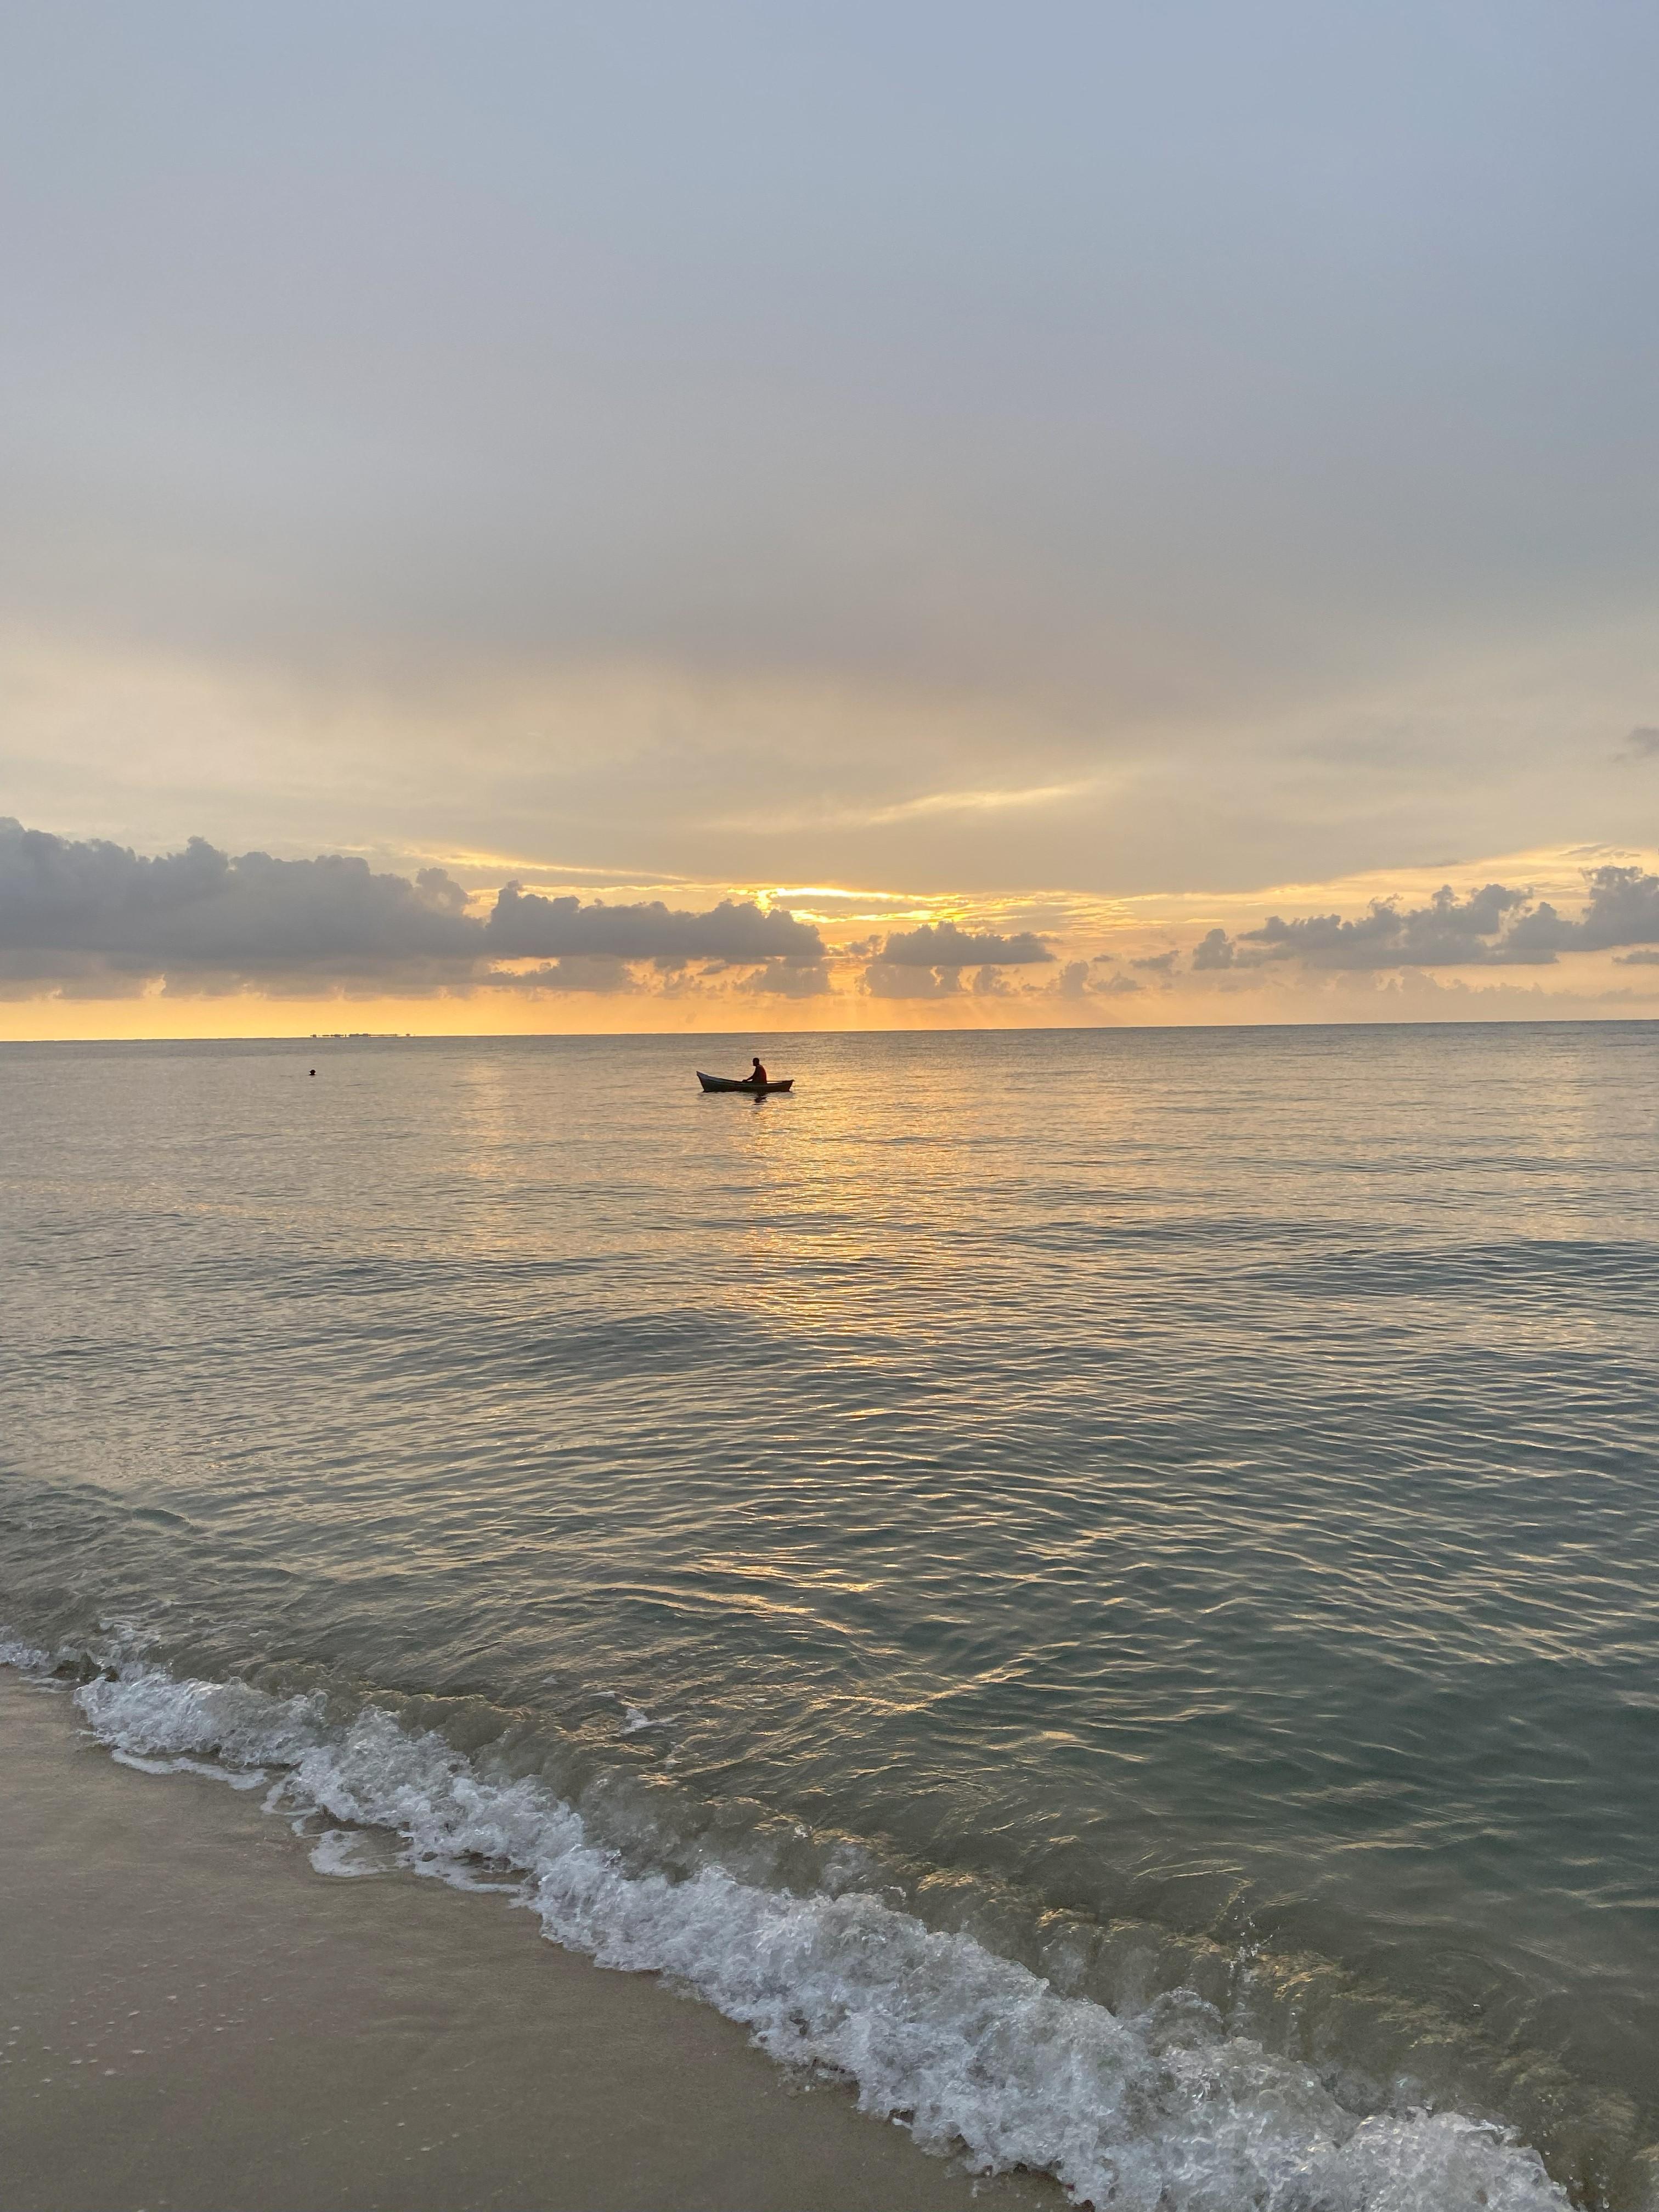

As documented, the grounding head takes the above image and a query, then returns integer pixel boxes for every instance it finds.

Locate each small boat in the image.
[697,1071,794,1093]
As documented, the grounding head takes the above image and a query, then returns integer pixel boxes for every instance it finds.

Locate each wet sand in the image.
[0,1674,1061,2212]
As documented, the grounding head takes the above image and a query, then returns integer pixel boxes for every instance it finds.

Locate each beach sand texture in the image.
[0,1674,1059,2212]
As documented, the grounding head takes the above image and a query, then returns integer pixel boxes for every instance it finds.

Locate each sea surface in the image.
[2,1024,1656,2210]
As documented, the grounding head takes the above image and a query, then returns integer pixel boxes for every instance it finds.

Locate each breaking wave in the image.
[6,1644,1578,2212]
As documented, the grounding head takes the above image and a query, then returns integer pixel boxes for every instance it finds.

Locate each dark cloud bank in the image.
[0,820,822,995]
[6,823,1658,1003]
[1195,872,1659,975]
[878,921,1052,967]
[862,919,1054,999]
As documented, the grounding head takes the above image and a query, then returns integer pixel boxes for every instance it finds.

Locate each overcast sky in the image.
[2,2,1656,1033]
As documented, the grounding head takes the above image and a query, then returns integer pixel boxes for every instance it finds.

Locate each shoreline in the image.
[0,1672,1059,2212]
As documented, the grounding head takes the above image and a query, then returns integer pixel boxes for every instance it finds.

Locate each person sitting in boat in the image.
[749,1056,769,1086]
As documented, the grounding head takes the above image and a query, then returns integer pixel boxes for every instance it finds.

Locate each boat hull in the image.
[697,1072,794,1092]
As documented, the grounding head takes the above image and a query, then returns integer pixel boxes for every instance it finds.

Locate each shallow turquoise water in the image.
[2,1025,1655,2203]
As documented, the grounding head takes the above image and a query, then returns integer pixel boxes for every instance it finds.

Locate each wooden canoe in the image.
[697,1071,794,1092]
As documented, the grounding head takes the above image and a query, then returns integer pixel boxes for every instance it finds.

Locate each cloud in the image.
[0,817,823,994]
[484,882,822,962]
[864,782,1094,825]
[1510,865,1659,952]
[1239,867,1659,970]
[1613,949,1659,966]
[0,950,153,1002]
[1131,949,1178,974]
[1047,958,1146,1002]
[1191,927,1235,970]
[878,920,1053,966]
[724,782,1103,834]
[0,820,477,971]
[734,961,833,996]
[7,2,1659,951]
[1622,728,1659,758]
[861,961,967,999]
[972,964,1015,995]
[860,916,1056,997]
[1244,882,1541,968]
[481,957,641,994]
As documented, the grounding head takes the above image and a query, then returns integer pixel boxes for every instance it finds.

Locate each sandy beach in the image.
[0,1672,1059,2212]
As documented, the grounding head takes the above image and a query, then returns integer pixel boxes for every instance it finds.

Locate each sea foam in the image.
[57,1656,1568,2212]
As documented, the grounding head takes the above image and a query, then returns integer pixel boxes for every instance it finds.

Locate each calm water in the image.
[2,1026,1656,2208]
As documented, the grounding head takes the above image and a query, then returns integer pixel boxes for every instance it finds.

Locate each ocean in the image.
[2,1024,1655,2209]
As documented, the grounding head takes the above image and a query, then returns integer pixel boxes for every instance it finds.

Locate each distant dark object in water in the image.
[697,1071,794,1093]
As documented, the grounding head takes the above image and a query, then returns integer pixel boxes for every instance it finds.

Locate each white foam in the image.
[309,1828,380,1878]
[111,1748,267,1788]
[63,1657,1567,2211]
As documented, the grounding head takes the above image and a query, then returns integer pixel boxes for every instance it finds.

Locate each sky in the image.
[2,1,1657,1037]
